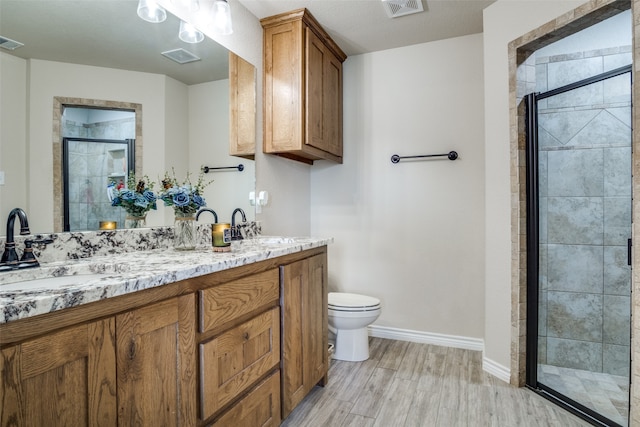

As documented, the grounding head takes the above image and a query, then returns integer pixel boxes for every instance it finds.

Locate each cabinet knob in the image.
[243,332,249,341]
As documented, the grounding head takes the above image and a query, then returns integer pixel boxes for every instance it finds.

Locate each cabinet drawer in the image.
[199,269,279,333]
[200,307,281,420]
[208,370,281,427]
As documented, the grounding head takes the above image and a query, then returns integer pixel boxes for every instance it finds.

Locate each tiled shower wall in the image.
[536,47,632,376]
[62,117,135,230]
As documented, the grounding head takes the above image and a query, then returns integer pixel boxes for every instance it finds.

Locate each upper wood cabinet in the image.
[262,8,347,165]
[229,52,256,158]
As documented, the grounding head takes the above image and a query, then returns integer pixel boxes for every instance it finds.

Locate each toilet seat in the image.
[328,292,381,312]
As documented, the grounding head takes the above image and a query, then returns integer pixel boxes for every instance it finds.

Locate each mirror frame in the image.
[52,97,143,233]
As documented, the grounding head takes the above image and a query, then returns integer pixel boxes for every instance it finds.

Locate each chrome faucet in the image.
[231,208,247,240]
[1,208,31,268]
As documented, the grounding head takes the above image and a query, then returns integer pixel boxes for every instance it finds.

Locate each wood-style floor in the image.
[282,338,592,427]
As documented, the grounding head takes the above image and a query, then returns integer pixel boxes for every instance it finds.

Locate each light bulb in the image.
[211,0,233,35]
[137,0,167,23]
[179,20,204,43]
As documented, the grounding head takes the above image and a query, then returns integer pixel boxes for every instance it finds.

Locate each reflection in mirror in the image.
[52,98,143,233]
[62,107,137,232]
[0,0,256,234]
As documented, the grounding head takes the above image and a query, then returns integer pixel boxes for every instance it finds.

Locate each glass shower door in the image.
[526,66,631,426]
[63,138,135,231]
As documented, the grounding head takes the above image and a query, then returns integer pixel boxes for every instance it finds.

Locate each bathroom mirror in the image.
[0,0,256,233]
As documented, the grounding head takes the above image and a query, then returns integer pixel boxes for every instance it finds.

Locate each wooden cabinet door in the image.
[323,50,343,158]
[280,258,307,417]
[229,51,256,158]
[306,252,328,387]
[263,20,304,154]
[0,319,117,426]
[306,29,342,158]
[116,294,196,427]
[281,253,328,418]
[200,307,280,421]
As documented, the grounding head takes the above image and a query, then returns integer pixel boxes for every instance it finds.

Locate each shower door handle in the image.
[628,238,632,266]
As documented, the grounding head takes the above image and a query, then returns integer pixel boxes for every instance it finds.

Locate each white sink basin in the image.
[0,273,108,292]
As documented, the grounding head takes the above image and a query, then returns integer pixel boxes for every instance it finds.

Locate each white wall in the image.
[0,53,27,222]
[163,75,190,225]
[482,0,589,369]
[311,34,486,340]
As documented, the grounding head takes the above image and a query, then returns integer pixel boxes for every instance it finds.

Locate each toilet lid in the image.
[328,292,380,309]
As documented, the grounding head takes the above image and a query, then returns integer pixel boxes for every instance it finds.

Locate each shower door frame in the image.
[525,64,632,427]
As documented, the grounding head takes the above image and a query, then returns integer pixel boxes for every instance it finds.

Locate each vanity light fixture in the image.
[179,20,204,43]
[211,0,233,35]
[137,0,167,23]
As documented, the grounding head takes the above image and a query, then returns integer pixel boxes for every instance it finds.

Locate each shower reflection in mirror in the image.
[61,107,136,231]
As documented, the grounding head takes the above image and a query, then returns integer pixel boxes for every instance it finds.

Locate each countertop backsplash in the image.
[0,221,261,264]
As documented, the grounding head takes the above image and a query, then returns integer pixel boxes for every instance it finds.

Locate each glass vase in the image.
[125,215,146,229]
[174,212,196,250]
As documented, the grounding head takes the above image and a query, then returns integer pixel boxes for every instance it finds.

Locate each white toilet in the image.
[328,292,381,362]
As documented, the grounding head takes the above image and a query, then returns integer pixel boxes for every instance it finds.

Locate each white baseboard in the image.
[367,324,484,351]
[482,356,511,383]
[367,324,511,383]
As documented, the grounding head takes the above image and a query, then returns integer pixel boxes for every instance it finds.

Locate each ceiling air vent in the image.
[381,0,424,18]
[161,48,201,64]
[0,36,24,51]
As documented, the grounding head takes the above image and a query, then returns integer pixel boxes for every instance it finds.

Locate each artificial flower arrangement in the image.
[158,168,213,216]
[107,172,157,217]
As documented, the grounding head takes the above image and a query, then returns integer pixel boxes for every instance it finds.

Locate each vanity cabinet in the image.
[261,8,347,165]
[281,252,328,418]
[0,318,117,425]
[0,246,328,426]
[229,52,256,159]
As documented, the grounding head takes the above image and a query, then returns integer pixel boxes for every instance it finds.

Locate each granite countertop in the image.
[0,236,332,324]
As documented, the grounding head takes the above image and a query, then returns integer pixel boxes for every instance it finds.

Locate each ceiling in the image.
[238,0,495,56]
[0,0,495,85]
[0,0,229,85]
